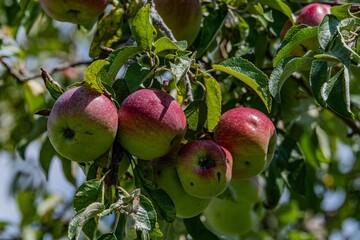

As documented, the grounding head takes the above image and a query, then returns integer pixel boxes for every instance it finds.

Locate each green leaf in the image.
[73,179,102,212]
[213,57,272,112]
[84,59,110,93]
[23,80,46,113]
[310,60,329,107]
[107,46,142,83]
[153,37,187,54]
[322,67,354,119]
[184,100,207,140]
[269,52,316,102]
[89,6,124,58]
[274,26,319,66]
[130,4,157,51]
[17,191,36,227]
[318,14,339,50]
[39,137,56,178]
[257,0,294,23]
[97,233,117,240]
[169,54,193,83]
[68,202,105,240]
[40,68,64,100]
[184,216,220,240]
[195,3,228,56]
[201,72,222,131]
[125,62,155,92]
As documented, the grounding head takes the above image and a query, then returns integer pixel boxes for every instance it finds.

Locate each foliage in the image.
[0,0,360,239]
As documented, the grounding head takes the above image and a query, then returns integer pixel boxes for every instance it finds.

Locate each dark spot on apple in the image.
[156,170,161,176]
[63,128,75,140]
[84,131,93,135]
[67,9,80,17]
[245,161,250,166]
[217,172,221,182]
[199,156,216,169]
[190,182,194,186]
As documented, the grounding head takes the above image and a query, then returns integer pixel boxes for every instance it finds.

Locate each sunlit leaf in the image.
[153,37,187,53]
[84,60,110,93]
[184,100,207,140]
[41,68,64,100]
[213,57,272,112]
[73,179,102,212]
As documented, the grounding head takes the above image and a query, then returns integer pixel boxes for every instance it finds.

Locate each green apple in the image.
[154,0,202,45]
[176,140,233,199]
[214,107,277,180]
[47,86,118,162]
[117,88,187,160]
[203,176,265,236]
[39,0,109,27]
[152,154,210,218]
[203,196,258,236]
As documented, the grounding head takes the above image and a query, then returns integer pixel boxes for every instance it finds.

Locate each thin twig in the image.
[0,57,92,83]
[149,1,176,42]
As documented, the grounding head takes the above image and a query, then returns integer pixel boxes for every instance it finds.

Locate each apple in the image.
[154,0,202,45]
[47,86,118,162]
[280,3,331,55]
[117,88,187,160]
[203,196,258,236]
[152,153,210,218]
[203,176,265,236]
[214,107,276,180]
[175,140,233,199]
[39,0,109,27]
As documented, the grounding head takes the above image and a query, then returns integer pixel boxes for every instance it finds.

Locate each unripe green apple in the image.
[203,196,257,236]
[214,107,276,180]
[154,0,202,45]
[47,86,118,162]
[152,154,210,218]
[176,140,233,199]
[231,176,264,204]
[39,0,109,27]
[117,88,187,160]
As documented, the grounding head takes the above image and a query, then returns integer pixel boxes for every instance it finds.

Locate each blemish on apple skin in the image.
[190,182,194,186]
[84,131,94,135]
[217,172,221,183]
[245,161,251,166]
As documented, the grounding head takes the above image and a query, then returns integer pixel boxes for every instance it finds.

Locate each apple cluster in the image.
[47,86,277,234]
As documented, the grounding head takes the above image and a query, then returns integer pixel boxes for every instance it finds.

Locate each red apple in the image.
[176,140,233,199]
[47,86,118,162]
[214,107,276,179]
[154,0,202,45]
[152,153,210,218]
[280,3,331,55]
[39,0,109,27]
[117,88,187,160]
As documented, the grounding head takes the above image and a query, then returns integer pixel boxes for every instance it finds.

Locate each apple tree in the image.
[0,0,360,239]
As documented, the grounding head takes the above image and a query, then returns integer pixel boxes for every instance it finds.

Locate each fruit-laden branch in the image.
[0,57,92,83]
[149,0,194,103]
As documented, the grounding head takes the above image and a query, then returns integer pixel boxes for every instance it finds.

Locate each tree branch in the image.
[0,57,92,83]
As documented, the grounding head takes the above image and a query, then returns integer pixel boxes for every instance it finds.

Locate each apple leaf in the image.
[107,46,142,83]
[201,72,222,131]
[97,233,117,240]
[84,60,110,93]
[89,6,124,58]
[68,202,105,240]
[169,54,193,83]
[274,26,318,67]
[318,14,339,50]
[269,51,316,102]
[125,62,155,93]
[195,3,228,57]
[184,100,207,140]
[322,67,354,119]
[183,216,220,240]
[39,137,56,179]
[130,4,157,51]
[309,60,328,107]
[153,37,187,54]
[73,179,103,212]
[40,68,64,100]
[213,57,272,112]
[257,0,294,23]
